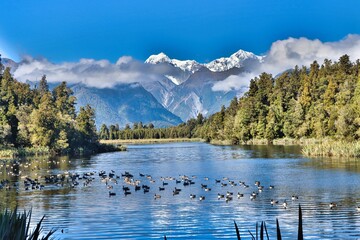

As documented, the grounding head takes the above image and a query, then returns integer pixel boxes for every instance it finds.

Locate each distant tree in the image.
[99,124,110,140]
[196,113,204,125]
[339,54,352,75]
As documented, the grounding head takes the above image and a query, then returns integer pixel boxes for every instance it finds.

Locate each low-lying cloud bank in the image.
[13,56,175,88]
[213,34,360,92]
[10,34,360,90]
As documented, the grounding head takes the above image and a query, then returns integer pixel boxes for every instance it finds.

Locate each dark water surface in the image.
[1,142,360,239]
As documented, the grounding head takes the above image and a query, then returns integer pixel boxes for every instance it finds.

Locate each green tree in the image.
[76,105,98,149]
[29,92,58,148]
[99,124,110,140]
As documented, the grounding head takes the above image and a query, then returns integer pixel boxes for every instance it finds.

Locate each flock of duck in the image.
[0,160,359,212]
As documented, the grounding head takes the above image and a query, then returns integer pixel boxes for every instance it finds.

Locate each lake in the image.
[1,142,360,239]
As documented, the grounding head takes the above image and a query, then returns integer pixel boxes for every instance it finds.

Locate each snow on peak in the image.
[205,49,263,72]
[145,53,202,73]
[145,52,171,64]
[171,59,202,73]
[145,49,264,73]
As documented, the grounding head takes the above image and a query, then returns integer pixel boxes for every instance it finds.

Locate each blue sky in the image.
[1,0,360,63]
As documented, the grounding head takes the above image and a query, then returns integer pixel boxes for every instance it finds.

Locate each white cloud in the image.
[212,73,255,92]
[13,56,160,88]
[212,34,360,92]
[261,34,360,75]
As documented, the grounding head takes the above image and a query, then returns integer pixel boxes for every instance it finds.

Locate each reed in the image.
[302,139,360,158]
[0,147,50,159]
[164,205,304,239]
[0,208,56,240]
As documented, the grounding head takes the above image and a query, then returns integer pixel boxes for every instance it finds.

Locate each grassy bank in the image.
[210,137,319,146]
[100,138,203,145]
[302,139,360,158]
[0,147,50,159]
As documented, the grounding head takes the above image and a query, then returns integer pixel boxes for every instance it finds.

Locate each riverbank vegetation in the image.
[302,139,360,158]
[101,137,203,145]
[0,58,118,156]
[99,55,360,158]
[0,208,56,240]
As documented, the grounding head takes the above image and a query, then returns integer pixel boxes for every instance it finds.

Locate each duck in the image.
[218,193,225,199]
[283,200,288,209]
[226,196,233,202]
[237,192,244,198]
[109,191,116,196]
[190,194,196,199]
[154,194,161,199]
[250,194,256,200]
[269,185,275,189]
[291,195,299,201]
[329,202,337,209]
[199,196,205,201]
[271,199,278,205]
[356,206,360,211]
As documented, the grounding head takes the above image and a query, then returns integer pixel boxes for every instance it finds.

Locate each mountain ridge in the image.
[145,49,264,73]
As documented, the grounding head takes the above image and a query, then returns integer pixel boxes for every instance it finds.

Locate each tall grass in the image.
[0,147,50,159]
[302,139,360,158]
[0,208,56,240]
[233,205,303,240]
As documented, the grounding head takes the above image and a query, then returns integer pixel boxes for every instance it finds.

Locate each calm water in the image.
[1,142,360,239]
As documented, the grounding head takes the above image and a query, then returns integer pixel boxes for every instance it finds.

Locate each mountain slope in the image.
[167,67,246,121]
[71,83,183,128]
[143,50,264,121]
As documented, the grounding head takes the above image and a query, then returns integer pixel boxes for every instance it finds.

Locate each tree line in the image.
[195,54,360,143]
[0,56,100,154]
[98,113,204,140]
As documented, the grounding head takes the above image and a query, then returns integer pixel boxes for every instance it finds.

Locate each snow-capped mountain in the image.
[145,53,203,74]
[146,50,263,73]
[145,52,171,64]
[143,49,264,121]
[205,49,264,72]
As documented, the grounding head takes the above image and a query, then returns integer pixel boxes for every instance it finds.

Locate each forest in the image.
[101,55,360,150]
[3,54,360,157]
[0,59,103,155]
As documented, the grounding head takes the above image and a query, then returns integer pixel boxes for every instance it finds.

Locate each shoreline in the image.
[100,138,204,145]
